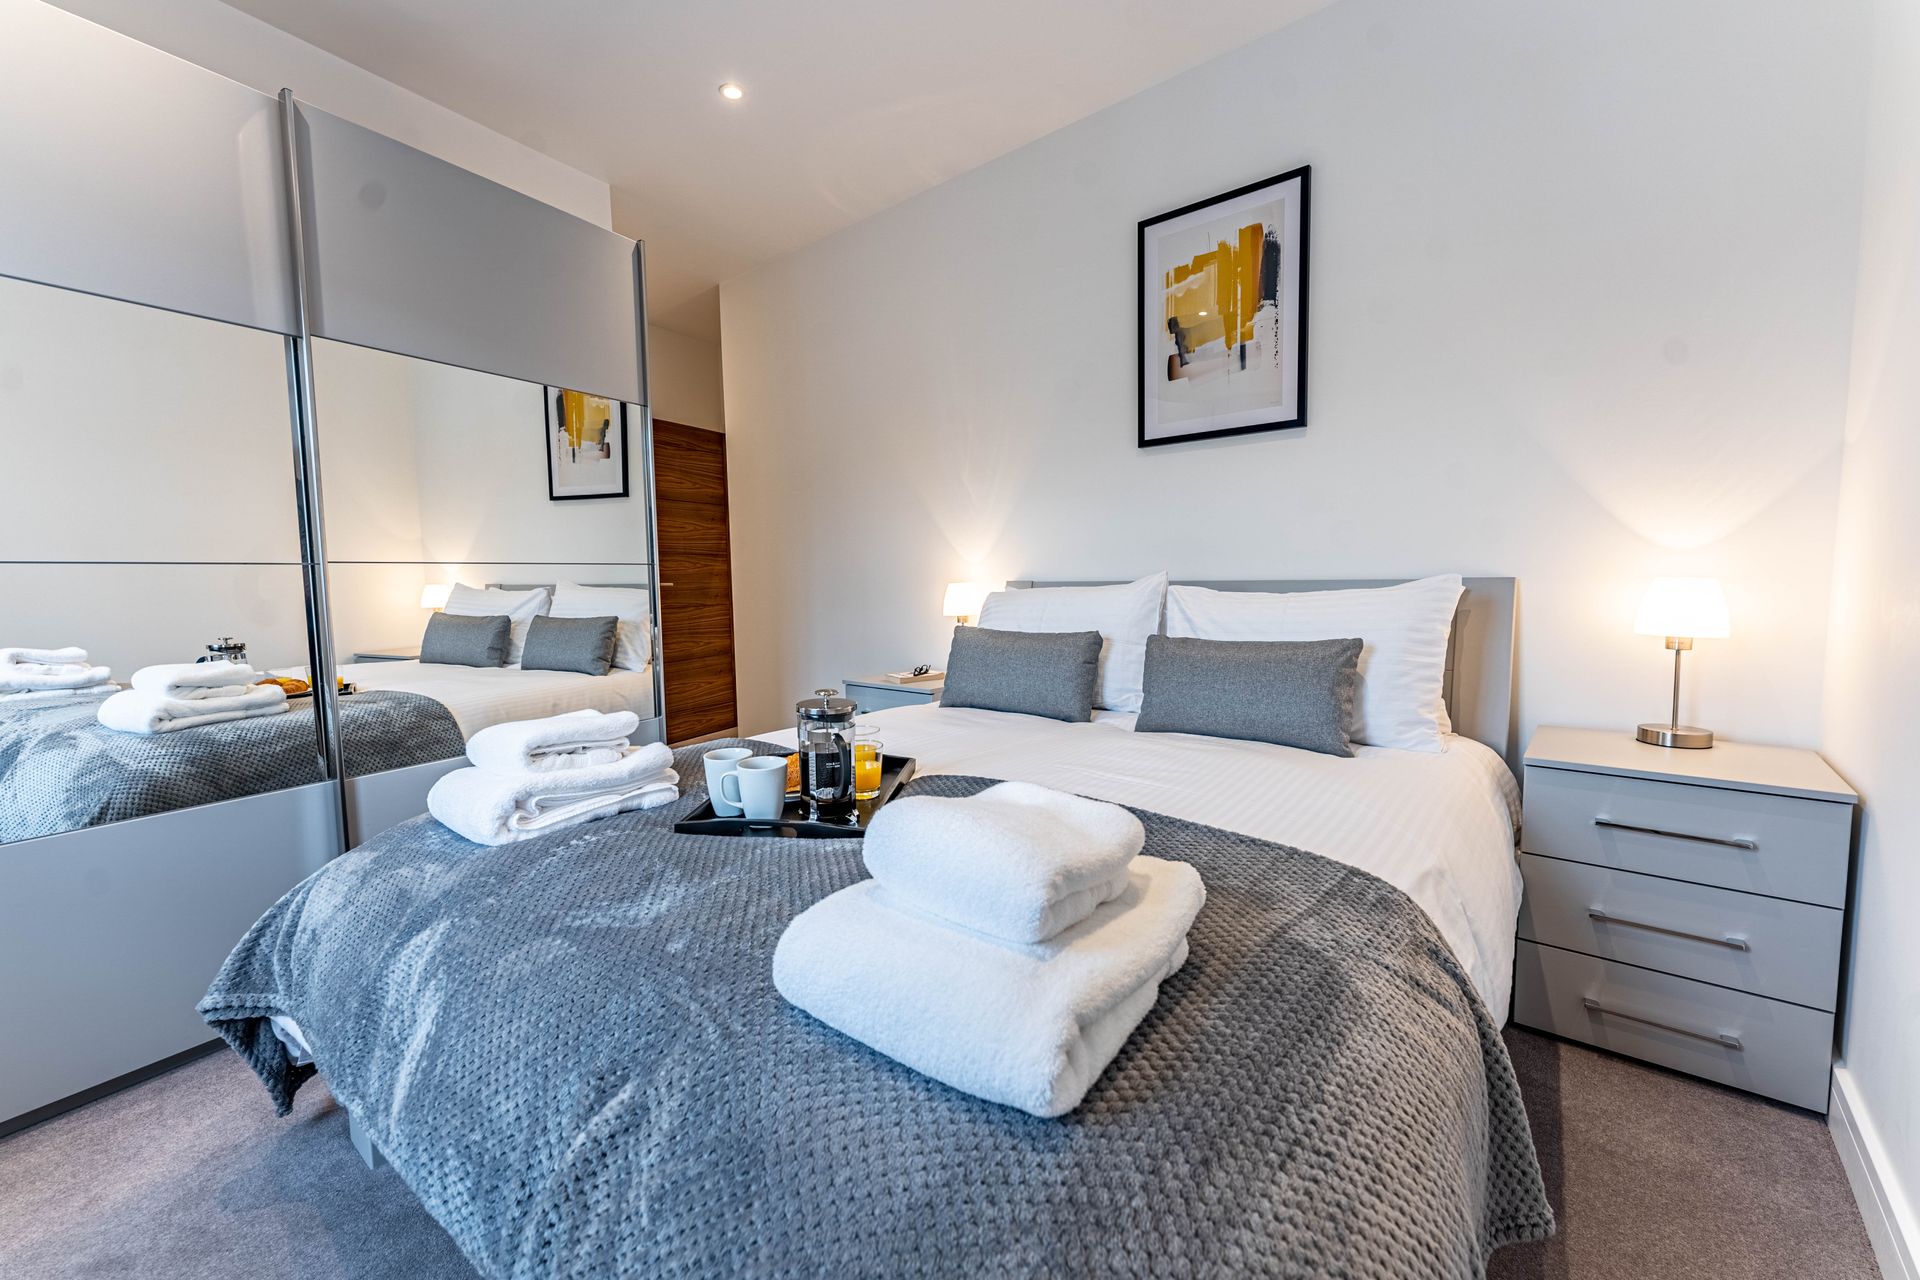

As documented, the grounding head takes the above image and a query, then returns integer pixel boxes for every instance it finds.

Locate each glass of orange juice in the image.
[853,725,884,801]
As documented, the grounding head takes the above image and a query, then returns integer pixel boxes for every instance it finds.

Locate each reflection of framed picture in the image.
[1138,165,1309,448]
[545,387,629,500]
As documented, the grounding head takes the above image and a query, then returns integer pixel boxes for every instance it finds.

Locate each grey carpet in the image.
[0,1030,1882,1279]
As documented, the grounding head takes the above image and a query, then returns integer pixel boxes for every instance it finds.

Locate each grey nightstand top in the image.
[1524,725,1856,805]
[845,675,943,691]
[351,647,421,662]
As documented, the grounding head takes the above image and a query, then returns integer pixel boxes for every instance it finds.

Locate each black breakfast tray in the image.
[673,753,917,839]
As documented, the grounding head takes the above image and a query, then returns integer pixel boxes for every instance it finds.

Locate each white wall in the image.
[720,0,1868,736]
[1824,0,1920,1264]
[649,326,726,433]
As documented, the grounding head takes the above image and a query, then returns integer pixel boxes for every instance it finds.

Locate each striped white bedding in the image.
[761,702,1522,1016]
[324,660,655,739]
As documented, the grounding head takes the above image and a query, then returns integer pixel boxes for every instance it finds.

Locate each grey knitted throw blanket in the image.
[0,690,465,841]
[202,738,1552,1278]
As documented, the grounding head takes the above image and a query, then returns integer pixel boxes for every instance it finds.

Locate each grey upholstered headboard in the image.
[1004,578,1519,769]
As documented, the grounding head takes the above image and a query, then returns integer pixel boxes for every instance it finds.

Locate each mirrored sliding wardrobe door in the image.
[310,339,661,842]
[0,275,326,844]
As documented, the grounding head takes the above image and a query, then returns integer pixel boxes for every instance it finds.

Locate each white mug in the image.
[724,756,790,822]
[702,747,753,816]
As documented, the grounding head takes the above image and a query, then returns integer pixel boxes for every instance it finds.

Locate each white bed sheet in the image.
[308,661,655,740]
[762,704,1522,1017]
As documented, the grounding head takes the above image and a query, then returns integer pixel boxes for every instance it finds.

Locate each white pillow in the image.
[975,572,1167,713]
[443,583,550,667]
[549,582,652,672]
[1165,574,1464,752]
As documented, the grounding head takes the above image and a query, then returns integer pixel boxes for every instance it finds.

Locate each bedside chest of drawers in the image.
[843,676,944,714]
[1513,726,1857,1112]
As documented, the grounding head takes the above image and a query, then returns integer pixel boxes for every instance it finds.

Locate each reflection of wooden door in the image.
[653,419,737,742]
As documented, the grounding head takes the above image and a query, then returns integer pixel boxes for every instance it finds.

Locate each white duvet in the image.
[761,703,1522,1017]
[308,661,655,739]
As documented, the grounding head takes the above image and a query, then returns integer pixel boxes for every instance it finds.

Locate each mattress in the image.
[762,703,1522,1016]
[307,661,655,740]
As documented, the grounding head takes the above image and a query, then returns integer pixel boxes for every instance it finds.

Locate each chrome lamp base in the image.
[1637,722,1714,749]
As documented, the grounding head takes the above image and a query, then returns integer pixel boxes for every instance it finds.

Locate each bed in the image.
[0,687,463,842]
[329,659,657,739]
[202,578,1551,1277]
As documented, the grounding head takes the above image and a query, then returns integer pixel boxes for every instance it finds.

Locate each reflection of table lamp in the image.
[420,583,452,612]
[1634,577,1729,749]
[942,582,986,626]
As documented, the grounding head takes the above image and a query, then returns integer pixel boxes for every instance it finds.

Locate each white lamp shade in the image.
[1634,577,1730,639]
[420,583,453,610]
[941,581,986,620]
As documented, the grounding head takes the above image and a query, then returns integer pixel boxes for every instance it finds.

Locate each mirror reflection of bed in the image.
[306,338,660,840]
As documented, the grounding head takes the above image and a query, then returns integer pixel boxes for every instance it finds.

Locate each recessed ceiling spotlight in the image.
[718,82,745,101]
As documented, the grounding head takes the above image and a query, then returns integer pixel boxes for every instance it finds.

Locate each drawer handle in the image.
[1582,996,1744,1050]
[1592,817,1758,851]
[1587,908,1751,952]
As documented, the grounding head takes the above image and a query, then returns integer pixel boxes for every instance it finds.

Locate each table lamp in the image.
[419,583,452,612]
[941,581,986,626]
[1633,577,1729,748]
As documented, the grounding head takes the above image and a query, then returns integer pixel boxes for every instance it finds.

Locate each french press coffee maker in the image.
[794,688,857,813]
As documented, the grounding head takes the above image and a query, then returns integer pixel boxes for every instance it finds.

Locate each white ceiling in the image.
[213,0,1331,339]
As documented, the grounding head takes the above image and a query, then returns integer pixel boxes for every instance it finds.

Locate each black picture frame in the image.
[544,388,630,501]
[1137,164,1310,448]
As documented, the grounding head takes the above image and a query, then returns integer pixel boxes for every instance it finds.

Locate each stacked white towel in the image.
[428,714,678,846]
[97,665,287,735]
[130,660,261,701]
[465,708,641,773]
[0,646,113,695]
[774,782,1204,1118]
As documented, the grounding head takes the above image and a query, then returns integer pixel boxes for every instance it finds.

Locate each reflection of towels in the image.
[0,646,90,668]
[428,741,677,846]
[97,684,287,734]
[130,661,261,701]
[466,709,642,774]
[862,782,1145,944]
[774,857,1205,1118]
[0,646,112,693]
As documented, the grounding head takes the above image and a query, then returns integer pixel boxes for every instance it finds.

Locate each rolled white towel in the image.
[0,662,113,693]
[428,740,678,846]
[130,661,260,700]
[466,708,642,773]
[774,855,1205,1118]
[96,684,287,734]
[862,781,1146,944]
[0,646,90,668]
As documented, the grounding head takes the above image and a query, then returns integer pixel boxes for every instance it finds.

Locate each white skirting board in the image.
[1831,1065,1919,1280]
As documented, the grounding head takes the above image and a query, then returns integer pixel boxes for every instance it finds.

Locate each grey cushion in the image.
[419,612,511,668]
[1135,634,1363,756]
[520,614,619,676]
[939,626,1102,722]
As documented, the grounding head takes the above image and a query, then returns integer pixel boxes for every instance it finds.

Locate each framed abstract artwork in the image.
[1138,165,1310,448]
[545,386,629,500]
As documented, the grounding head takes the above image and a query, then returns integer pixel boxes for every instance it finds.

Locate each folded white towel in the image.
[428,740,678,846]
[465,708,642,774]
[0,646,90,668]
[130,661,261,700]
[774,855,1205,1118]
[96,684,288,734]
[861,781,1146,944]
[0,662,114,693]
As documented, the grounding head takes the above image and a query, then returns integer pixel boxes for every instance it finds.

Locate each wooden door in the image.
[652,419,738,742]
